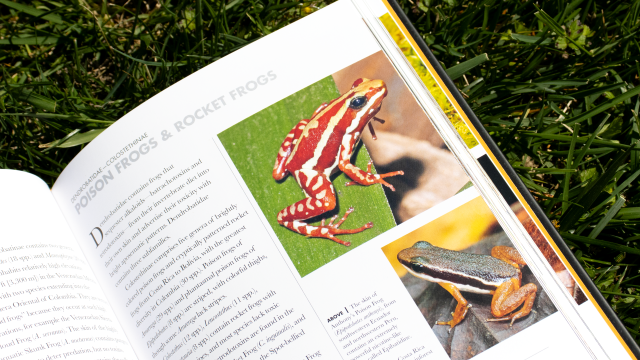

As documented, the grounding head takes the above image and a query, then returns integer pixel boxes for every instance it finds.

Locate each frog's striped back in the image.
[398,241,520,294]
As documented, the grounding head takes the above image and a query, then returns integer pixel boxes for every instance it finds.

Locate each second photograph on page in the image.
[218,50,469,277]
[381,195,557,360]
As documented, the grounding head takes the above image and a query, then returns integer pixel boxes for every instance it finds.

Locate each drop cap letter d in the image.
[90,227,104,248]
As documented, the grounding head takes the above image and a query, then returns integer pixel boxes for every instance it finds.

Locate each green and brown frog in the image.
[397,241,537,330]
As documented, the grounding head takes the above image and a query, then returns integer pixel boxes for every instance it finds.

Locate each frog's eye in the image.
[410,262,425,273]
[349,96,367,110]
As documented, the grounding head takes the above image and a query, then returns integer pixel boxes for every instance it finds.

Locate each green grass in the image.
[219,76,396,277]
[1,0,639,344]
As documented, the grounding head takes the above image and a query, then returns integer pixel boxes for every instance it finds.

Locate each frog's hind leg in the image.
[435,283,471,332]
[276,170,372,246]
[488,278,537,326]
[273,119,310,181]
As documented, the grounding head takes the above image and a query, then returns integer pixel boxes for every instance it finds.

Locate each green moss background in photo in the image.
[218,76,396,277]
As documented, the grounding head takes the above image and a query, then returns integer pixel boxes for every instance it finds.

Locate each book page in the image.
[51,4,373,359]
[0,170,137,360]
[49,1,607,360]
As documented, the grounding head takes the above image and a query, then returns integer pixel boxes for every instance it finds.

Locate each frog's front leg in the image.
[435,282,471,332]
[487,278,537,326]
[338,141,404,191]
[276,170,372,246]
[491,246,526,269]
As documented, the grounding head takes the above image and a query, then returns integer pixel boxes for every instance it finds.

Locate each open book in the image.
[1,1,637,359]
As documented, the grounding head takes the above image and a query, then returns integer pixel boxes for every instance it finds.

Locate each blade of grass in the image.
[534,7,593,56]
[561,232,640,255]
[445,53,489,80]
[560,146,634,230]
[562,123,580,213]
[564,85,640,125]
[588,196,626,239]
[0,0,63,24]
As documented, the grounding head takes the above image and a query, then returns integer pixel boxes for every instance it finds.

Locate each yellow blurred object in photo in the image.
[379,13,478,149]
[382,195,498,277]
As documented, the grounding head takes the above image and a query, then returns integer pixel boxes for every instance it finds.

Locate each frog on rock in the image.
[272,78,404,246]
[397,241,538,330]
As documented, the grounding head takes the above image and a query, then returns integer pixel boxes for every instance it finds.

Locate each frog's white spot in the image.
[298,125,305,130]
[316,200,322,207]
[298,204,304,212]
[278,213,283,221]
[341,148,349,161]
[324,154,340,176]
[345,163,354,170]
[375,174,380,179]
[312,176,324,191]
[283,221,289,226]
[305,226,315,233]
[306,198,314,210]
[314,103,327,114]
[282,208,288,217]
[290,204,296,215]
[325,202,329,206]
[293,221,304,231]
[321,228,329,234]
[316,189,326,199]
[286,133,294,138]
[278,148,288,157]
[284,141,290,147]
[298,169,316,188]
[293,139,298,145]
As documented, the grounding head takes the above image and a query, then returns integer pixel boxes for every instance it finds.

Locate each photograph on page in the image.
[218,50,469,277]
[381,195,557,360]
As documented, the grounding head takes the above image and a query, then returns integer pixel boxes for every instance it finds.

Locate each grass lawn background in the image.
[1,0,639,344]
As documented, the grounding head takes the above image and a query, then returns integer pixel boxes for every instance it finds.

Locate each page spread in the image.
[1,1,636,360]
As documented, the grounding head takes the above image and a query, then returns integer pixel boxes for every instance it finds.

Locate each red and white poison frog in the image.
[272,78,404,246]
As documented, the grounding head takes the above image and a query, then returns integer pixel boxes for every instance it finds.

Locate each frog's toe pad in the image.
[435,320,456,333]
